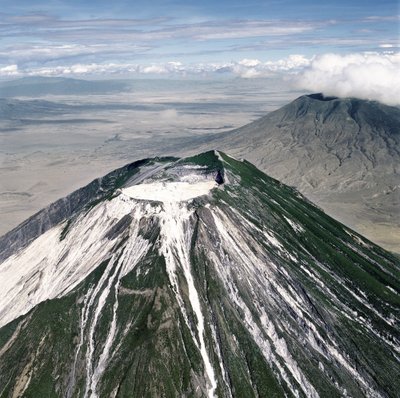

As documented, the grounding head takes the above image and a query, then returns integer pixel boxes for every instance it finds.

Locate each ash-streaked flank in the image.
[0,151,398,397]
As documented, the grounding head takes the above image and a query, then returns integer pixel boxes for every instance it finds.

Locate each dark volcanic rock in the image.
[215,170,224,185]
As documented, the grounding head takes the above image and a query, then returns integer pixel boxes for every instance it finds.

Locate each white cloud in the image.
[234,66,264,78]
[190,20,317,40]
[238,59,262,67]
[0,55,309,78]
[265,54,310,71]
[0,65,19,76]
[293,52,400,105]
[141,65,168,74]
[0,43,151,63]
[140,62,185,75]
[228,55,310,77]
[1,14,319,45]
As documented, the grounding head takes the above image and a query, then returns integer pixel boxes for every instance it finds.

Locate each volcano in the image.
[0,151,398,397]
[199,94,400,253]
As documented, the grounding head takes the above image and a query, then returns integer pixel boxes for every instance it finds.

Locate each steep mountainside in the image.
[199,94,400,252]
[0,151,399,398]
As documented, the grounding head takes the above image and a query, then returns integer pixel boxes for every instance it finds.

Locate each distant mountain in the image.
[0,76,130,97]
[0,151,398,397]
[202,94,400,252]
[0,98,73,119]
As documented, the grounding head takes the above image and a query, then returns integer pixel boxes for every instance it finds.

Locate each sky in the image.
[0,0,399,103]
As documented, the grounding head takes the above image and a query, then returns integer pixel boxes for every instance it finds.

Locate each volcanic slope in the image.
[199,94,400,253]
[0,151,399,398]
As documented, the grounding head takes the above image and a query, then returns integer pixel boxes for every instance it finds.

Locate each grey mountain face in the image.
[0,151,398,397]
[199,94,400,252]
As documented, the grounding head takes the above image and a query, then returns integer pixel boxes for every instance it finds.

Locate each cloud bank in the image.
[294,52,400,106]
[0,52,398,106]
[0,55,310,78]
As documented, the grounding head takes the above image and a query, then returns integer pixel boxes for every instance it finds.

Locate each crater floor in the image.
[121,180,217,202]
